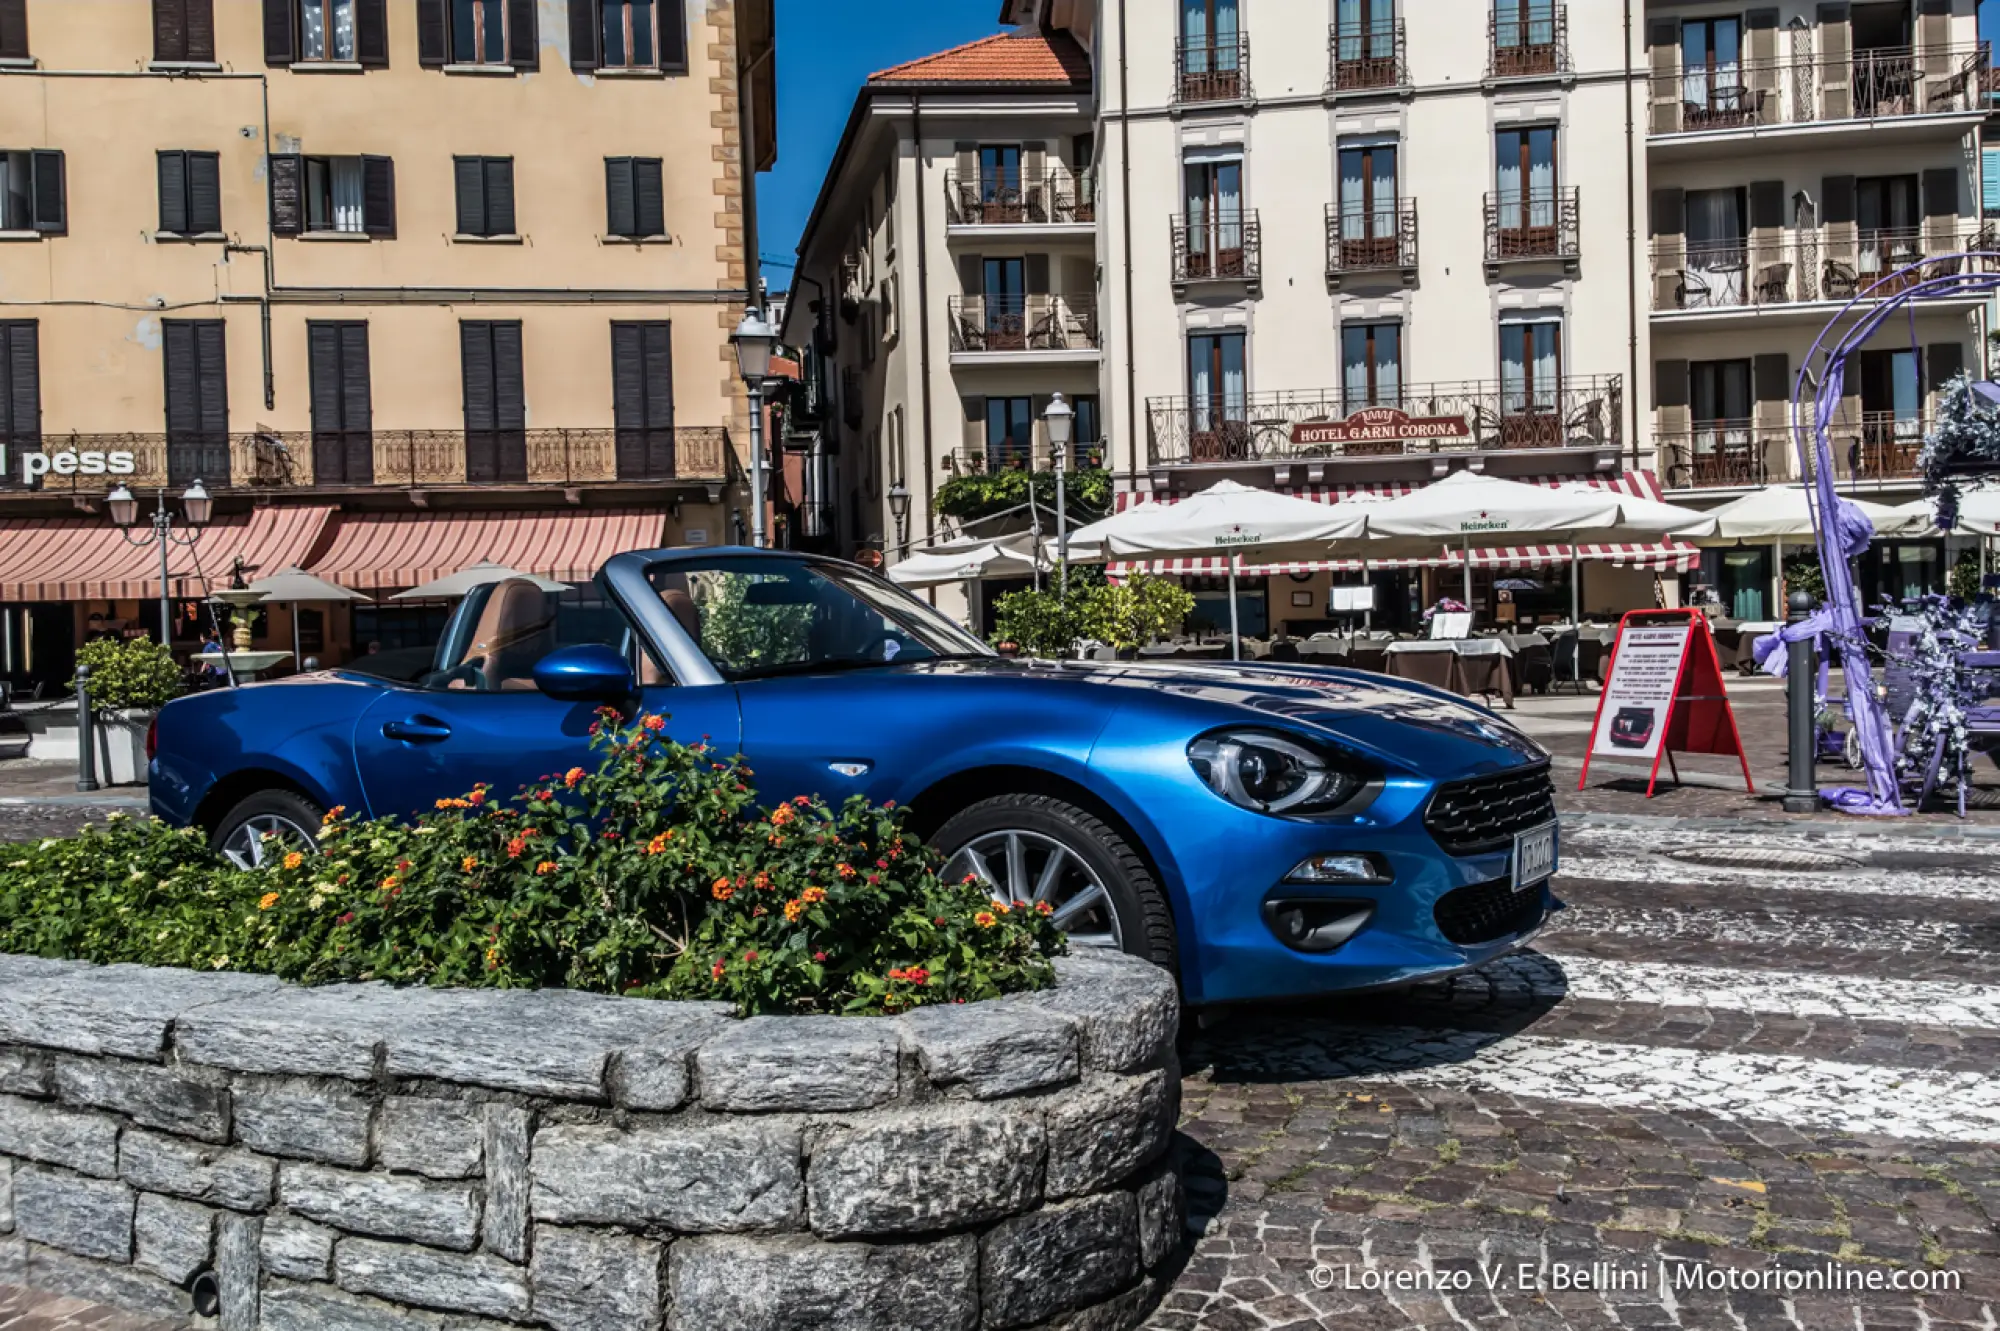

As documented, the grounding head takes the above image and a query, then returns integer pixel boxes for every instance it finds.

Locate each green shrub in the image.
[1080,575,1197,652]
[0,714,1064,1016]
[933,467,1111,523]
[72,637,182,713]
[990,564,1107,658]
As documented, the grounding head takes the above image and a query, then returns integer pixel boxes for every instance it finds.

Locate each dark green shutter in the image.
[268,154,304,236]
[361,155,395,236]
[158,151,190,234]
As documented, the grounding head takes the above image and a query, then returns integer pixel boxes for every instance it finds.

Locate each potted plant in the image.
[72,638,183,785]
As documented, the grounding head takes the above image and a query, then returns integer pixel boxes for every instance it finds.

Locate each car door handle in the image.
[382,718,453,742]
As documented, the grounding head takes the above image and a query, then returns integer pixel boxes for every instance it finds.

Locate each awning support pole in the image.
[1228,554,1242,662]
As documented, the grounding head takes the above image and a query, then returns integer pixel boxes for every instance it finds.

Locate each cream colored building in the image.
[0,0,774,689]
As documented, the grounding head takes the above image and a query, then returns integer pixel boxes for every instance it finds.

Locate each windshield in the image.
[645,556,991,682]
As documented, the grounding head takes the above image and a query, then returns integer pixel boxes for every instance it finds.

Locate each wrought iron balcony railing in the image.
[1849,412,1929,481]
[1175,36,1250,104]
[1145,376,1623,468]
[944,440,1106,476]
[1329,18,1406,93]
[1488,6,1569,79]
[1171,212,1262,288]
[1326,199,1418,282]
[947,294,1101,354]
[1484,187,1580,264]
[1657,422,1787,490]
[1650,222,2000,311]
[943,169,1096,228]
[0,428,730,494]
[1650,42,1988,135]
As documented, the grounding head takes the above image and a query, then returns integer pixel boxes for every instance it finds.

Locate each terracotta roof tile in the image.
[870,29,1090,86]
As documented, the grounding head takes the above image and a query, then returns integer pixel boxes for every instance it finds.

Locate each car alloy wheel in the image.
[941,829,1123,949]
[220,813,317,871]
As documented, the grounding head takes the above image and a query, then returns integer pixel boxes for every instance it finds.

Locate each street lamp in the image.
[732,307,778,549]
[887,481,911,552]
[1044,394,1075,596]
[107,480,212,648]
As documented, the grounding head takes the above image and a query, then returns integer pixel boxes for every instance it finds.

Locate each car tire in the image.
[213,789,325,870]
[932,793,1178,974]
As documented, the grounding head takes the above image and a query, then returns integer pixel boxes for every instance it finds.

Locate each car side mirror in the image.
[532,644,635,703]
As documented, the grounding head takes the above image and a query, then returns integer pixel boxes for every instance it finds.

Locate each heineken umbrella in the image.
[1671,485,1910,542]
[887,536,1045,590]
[246,566,372,673]
[391,561,569,601]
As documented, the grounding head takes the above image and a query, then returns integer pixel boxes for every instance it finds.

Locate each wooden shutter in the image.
[361,156,396,236]
[1818,3,1851,119]
[962,396,986,456]
[1654,360,1689,410]
[154,0,187,62]
[612,322,675,478]
[308,321,344,480]
[1922,168,1959,218]
[29,151,63,235]
[485,158,515,236]
[164,319,229,484]
[492,323,524,430]
[1753,353,1790,403]
[262,0,296,65]
[416,0,448,66]
[461,322,525,484]
[309,321,373,484]
[454,157,485,235]
[1024,253,1050,294]
[158,152,190,234]
[1821,175,1856,226]
[194,321,228,438]
[0,322,41,447]
[0,0,28,61]
[164,322,198,435]
[605,158,636,237]
[659,0,687,71]
[568,0,599,70]
[1749,180,1784,230]
[356,0,389,66]
[188,152,221,233]
[1648,187,1684,236]
[1649,188,1684,309]
[462,323,496,430]
[1928,342,1965,392]
[1646,18,1680,134]
[268,153,304,236]
[509,0,539,70]
[338,322,372,482]
[634,159,664,237]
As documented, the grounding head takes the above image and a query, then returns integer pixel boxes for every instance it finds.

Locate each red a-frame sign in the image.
[1577,610,1753,798]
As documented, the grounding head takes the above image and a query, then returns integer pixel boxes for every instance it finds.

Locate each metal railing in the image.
[1326,199,1418,278]
[1175,36,1250,104]
[1488,6,1569,79]
[2,428,730,494]
[1849,412,1929,481]
[1172,212,1262,285]
[945,440,1106,475]
[1658,422,1786,490]
[1650,223,2000,311]
[947,294,1101,354]
[1329,18,1406,93]
[1145,376,1623,467]
[1484,187,1580,263]
[943,169,1096,227]
[1650,42,1988,134]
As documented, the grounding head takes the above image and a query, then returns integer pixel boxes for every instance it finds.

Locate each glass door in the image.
[1188,332,1247,460]
[1494,127,1558,256]
[1337,143,1399,265]
[1181,0,1241,95]
[985,396,1033,470]
[1683,188,1748,307]
[1856,175,1920,281]
[1184,159,1244,278]
[1855,348,1922,479]
[979,145,1023,223]
[982,257,1026,351]
[1680,17,1744,126]
[1499,319,1561,447]
[1689,359,1754,484]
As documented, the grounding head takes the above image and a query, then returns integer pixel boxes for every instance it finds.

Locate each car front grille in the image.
[1433,877,1548,946]
[1423,764,1556,856]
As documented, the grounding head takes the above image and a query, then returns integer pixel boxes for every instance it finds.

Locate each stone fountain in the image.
[192,559,292,682]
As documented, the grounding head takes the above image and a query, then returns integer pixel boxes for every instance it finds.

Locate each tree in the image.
[1078,575,1195,653]
[1920,373,2000,528]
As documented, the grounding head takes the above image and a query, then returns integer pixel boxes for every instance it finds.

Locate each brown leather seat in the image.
[452,579,556,692]
[638,585,703,686]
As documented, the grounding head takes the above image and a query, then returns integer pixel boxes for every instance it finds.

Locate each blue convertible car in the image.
[149,547,1558,1006]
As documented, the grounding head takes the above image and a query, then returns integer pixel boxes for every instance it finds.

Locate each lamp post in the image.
[1044,394,1074,597]
[886,481,911,555]
[107,479,212,648]
[732,308,777,549]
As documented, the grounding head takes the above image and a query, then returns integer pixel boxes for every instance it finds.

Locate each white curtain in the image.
[1182,0,1208,66]
[1496,146,1521,220]
[1213,0,1239,70]
[1335,0,1362,57]
[1340,158,1365,239]
[1222,336,1247,420]
[303,0,356,61]
[1190,340,1215,430]
[1527,136,1554,227]
[1217,164,1241,251]
[1500,321,1559,413]
[332,158,365,233]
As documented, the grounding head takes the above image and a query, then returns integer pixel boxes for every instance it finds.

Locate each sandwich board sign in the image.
[1578,609,1751,798]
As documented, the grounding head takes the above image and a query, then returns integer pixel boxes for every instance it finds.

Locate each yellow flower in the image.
[783,899,806,922]
[257,892,279,911]
[536,861,559,875]
[282,851,304,871]
[974,911,997,928]
[462,856,480,873]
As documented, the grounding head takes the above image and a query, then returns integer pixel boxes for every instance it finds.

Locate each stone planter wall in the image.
[0,950,1183,1331]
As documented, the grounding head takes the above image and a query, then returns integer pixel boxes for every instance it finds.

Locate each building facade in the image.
[0,0,774,691]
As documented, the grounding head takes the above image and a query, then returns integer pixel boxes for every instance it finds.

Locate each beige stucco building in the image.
[0,0,774,689]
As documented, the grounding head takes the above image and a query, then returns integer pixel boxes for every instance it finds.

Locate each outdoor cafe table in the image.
[1385,638,1516,707]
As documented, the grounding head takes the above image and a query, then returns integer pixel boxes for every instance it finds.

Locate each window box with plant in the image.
[71,637,183,786]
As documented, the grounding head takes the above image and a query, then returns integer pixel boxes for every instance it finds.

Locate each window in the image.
[162,320,229,488]
[1856,174,1920,277]
[1680,17,1743,120]
[1181,0,1242,77]
[1499,318,1561,415]
[604,157,665,238]
[1071,394,1101,466]
[0,322,40,463]
[0,150,64,235]
[427,582,635,693]
[1188,331,1247,452]
[157,151,222,236]
[1337,142,1397,247]
[269,154,394,237]
[1688,359,1752,483]
[415,0,537,70]
[452,0,507,63]
[568,0,686,71]
[1494,0,1556,54]
[453,156,515,237]
[153,0,216,62]
[308,321,372,485]
[602,0,657,67]
[302,0,353,60]
[980,145,1022,214]
[0,0,27,62]
[1183,157,1244,276]
[611,322,676,480]
[460,321,525,484]
[1682,187,1746,304]
[1341,322,1402,409]
[1494,125,1557,234]
[985,396,1033,469]
[266,0,388,66]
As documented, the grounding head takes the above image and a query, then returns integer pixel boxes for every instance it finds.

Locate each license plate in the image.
[1512,823,1557,893]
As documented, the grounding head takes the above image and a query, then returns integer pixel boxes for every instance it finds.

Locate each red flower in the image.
[395,859,412,871]
[506,837,527,859]
[875,859,889,870]
[533,789,552,801]
[904,967,930,986]
[792,795,812,806]
[866,874,881,885]
[812,951,827,962]
[887,968,907,981]
[642,714,667,732]
[743,950,759,962]
[467,790,486,806]
[711,960,726,979]
[336,912,355,925]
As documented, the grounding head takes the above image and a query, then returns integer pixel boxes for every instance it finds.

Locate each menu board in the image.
[1588,624,1693,762]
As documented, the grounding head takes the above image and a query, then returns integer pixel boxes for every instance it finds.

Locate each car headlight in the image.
[1186,730,1366,816]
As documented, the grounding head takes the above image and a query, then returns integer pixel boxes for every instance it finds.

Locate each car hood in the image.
[908,657,1546,778]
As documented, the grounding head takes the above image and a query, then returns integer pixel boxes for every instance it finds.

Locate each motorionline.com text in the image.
[1315,1260,1964,1295]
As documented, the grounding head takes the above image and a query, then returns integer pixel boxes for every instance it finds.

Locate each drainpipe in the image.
[1624,0,1641,470]
[912,96,937,548]
[1118,0,1137,491]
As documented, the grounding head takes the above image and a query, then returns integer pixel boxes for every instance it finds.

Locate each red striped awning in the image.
[0,505,336,602]
[1108,472,1700,576]
[307,508,668,592]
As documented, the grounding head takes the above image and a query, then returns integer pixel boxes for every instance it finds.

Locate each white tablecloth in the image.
[1386,639,1515,659]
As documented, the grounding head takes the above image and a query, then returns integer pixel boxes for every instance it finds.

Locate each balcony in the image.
[1175,36,1250,106]
[944,169,1095,230]
[1650,222,1998,317]
[1,429,730,496]
[1145,377,1624,475]
[1483,188,1580,274]
[1649,43,1988,144]
[1658,422,1788,491]
[1326,200,1418,288]
[1847,412,1928,483]
[947,294,1101,360]
[945,440,1105,476]
[1171,212,1262,297]
[1328,19,1406,94]
[1488,7,1569,80]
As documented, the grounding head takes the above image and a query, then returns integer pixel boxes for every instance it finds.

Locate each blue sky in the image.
[759,0,2000,289]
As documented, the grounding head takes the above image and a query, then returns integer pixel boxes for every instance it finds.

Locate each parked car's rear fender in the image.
[190,764,343,835]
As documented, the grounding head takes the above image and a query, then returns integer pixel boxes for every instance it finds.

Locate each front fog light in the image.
[1285,852,1391,884]
[1261,897,1375,953]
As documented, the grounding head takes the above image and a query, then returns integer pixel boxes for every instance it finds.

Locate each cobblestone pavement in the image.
[0,1283,181,1330]
[1151,820,2000,1329]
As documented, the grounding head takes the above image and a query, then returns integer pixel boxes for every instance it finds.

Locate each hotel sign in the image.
[1292,407,1471,448]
